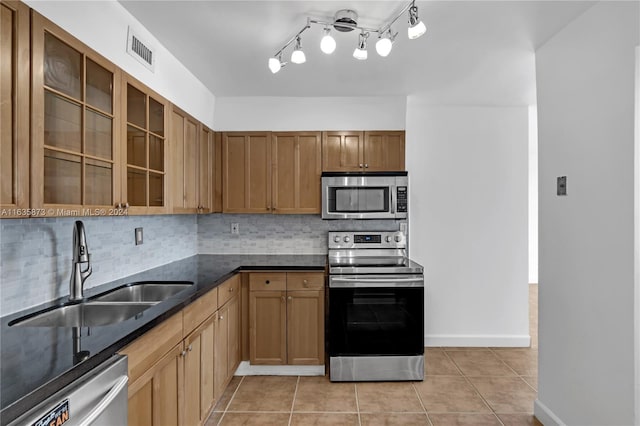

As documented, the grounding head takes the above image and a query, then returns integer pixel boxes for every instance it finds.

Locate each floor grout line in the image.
[411,382,433,426]
[287,375,300,426]
[216,376,245,426]
[354,383,361,426]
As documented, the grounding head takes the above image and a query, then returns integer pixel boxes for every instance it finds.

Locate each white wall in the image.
[214,97,405,131]
[528,106,539,284]
[405,102,530,347]
[535,2,639,425]
[24,0,215,127]
[635,43,640,426]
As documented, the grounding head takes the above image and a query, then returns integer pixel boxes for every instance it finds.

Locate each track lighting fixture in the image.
[267,0,426,73]
[407,4,427,40]
[353,32,369,60]
[320,27,337,54]
[375,30,395,57]
[290,36,306,64]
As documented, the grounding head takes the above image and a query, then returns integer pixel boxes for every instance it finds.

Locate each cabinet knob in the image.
[359,163,363,168]
[229,287,234,292]
[188,344,193,352]
[281,296,285,302]
[265,280,270,285]
[303,279,308,287]
[124,202,130,209]
[364,164,369,168]
[219,315,223,320]
[288,296,292,300]
[266,206,270,211]
[181,350,186,357]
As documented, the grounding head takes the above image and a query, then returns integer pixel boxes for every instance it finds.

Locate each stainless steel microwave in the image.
[321,172,408,219]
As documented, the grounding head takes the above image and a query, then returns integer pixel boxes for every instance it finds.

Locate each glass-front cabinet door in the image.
[121,76,168,214]
[31,12,120,215]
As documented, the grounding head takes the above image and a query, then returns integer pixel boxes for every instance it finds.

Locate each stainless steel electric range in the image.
[327,231,424,382]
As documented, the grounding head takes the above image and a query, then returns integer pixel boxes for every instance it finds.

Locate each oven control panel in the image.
[328,231,406,249]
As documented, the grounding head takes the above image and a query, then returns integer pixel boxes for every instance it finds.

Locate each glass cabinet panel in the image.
[127,168,146,206]
[85,159,112,206]
[127,125,146,168]
[149,135,164,171]
[85,109,112,160]
[149,97,164,136]
[44,149,81,205]
[44,92,81,152]
[86,59,112,113]
[44,33,81,99]
[149,172,163,206]
[127,84,146,129]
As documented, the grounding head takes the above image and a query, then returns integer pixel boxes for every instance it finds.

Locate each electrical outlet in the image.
[557,176,567,196]
[135,227,143,245]
[231,223,239,235]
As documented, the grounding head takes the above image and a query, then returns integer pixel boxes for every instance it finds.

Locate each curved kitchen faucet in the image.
[69,220,92,301]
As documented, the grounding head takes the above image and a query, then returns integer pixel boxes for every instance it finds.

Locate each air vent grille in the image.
[126,27,155,72]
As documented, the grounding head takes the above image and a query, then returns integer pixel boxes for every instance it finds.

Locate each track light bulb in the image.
[320,28,336,54]
[353,32,368,60]
[268,57,282,73]
[291,36,306,64]
[408,5,426,39]
[375,34,393,57]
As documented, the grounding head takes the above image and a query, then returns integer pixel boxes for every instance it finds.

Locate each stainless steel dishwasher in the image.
[8,355,128,426]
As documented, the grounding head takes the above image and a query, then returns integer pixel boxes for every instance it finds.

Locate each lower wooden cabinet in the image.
[122,276,241,426]
[249,272,324,366]
[127,343,184,426]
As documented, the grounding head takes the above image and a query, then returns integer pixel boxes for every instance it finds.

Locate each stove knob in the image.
[394,235,402,242]
[386,236,392,243]
[343,236,351,243]
[333,235,341,243]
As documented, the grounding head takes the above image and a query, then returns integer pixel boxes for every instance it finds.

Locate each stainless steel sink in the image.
[9,302,156,327]
[91,282,193,303]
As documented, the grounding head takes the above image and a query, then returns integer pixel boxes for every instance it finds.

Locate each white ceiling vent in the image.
[126,27,155,72]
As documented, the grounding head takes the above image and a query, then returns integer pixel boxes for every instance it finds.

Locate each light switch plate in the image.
[557,176,567,196]
[231,223,239,234]
[135,227,143,245]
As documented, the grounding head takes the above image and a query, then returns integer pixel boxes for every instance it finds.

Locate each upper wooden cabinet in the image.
[31,11,121,212]
[272,132,322,214]
[121,74,169,214]
[198,125,213,213]
[222,132,272,213]
[170,105,199,214]
[322,130,405,172]
[1,1,29,217]
[222,131,322,214]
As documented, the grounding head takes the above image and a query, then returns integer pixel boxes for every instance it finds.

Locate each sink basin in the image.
[91,282,193,303]
[9,302,155,327]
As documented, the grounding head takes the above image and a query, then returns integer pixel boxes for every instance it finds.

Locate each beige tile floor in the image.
[205,285,540,426]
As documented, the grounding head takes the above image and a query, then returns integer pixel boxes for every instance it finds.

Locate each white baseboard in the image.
[424,334,531,347]
[234,361,325,376]
[534,399,566,426]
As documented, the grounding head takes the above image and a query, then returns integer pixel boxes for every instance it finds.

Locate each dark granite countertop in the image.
[0,254,326,425]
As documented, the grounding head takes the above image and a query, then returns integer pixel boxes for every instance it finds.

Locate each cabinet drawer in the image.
[183,287,218,336]
[287,272,325,290]
[119,312,183,383]
[249,272,286,291]
[218,274,241,307]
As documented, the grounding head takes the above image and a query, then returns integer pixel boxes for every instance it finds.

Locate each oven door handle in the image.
[330,276,424,288]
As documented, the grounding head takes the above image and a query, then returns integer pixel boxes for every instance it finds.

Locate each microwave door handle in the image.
[333,277,423,283]
[390,187,396,214]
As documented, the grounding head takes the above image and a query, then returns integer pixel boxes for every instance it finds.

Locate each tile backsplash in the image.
[0,215,197,316]
[1,213,400,316]
[197,214,400,254]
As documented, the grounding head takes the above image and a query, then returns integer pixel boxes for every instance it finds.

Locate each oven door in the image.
[328,275,424,357]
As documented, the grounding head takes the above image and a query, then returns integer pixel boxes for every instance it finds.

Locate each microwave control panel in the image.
[396,187,408,213]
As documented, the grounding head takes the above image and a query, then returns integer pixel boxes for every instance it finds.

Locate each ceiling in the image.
[119,1,594,104]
